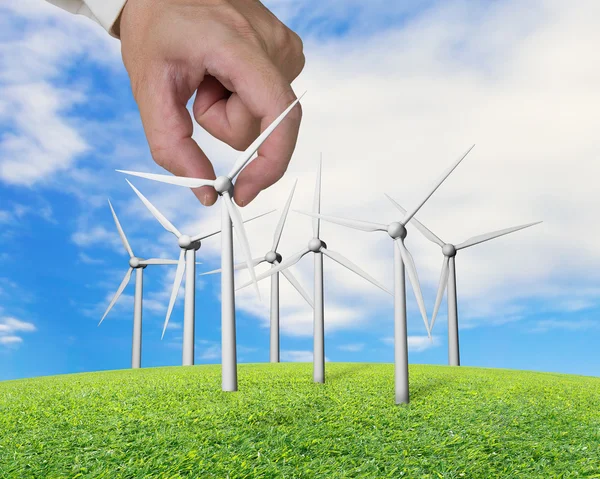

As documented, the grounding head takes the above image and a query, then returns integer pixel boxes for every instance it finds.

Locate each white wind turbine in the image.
[200,180,314,363]
[117,93,303,391]
[238,158,393,384]
[99,200,179,369]
[296,145,475,404]
[126,180,273,366]
[386,198,541,367]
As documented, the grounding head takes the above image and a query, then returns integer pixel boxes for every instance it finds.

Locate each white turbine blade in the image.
[455,221,542,251]
[117,170,215,189]
[227,92,306,180]
[321,248,392,296]
[384,194,445,247]
[236,248,310,290]
[295,210,387,233]
[139,259,180,265]
[162,250,186,339]
[108,200,134,257]
[126,180,182,238]
[277,263,314,308]
[313,157,322,238]
[430,256,450,332]
[396,239,430,335]
[199,256,266,276]
[191,209,275,243]
[272,179,298,251]
[402,144,475,225]
[223,191,261,300]
[99,268,133,326]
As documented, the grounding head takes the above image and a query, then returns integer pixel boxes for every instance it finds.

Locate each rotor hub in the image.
[265,251,278,263]
[442,243,456,257]
[129,257,141,269]
[387,222,407,239]
[308,238,323,252]
[192,240,202,251]
[214,176,233,194]
[178,235,192,249]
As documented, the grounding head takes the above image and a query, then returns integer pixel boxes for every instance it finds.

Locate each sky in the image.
[1,0,599,381]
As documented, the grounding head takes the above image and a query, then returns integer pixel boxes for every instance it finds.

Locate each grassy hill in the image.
[0,363,599,478]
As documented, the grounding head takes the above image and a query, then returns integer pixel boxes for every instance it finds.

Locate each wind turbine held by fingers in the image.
[117,92,304,391]
[126,180,273,367]
[387,197,541,367]
[201,180,314,363]
[296,145,475,404]
[99,200,179,369]
[238,158,393,384]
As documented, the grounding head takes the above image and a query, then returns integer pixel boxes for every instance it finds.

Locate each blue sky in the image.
[1,0,600,382]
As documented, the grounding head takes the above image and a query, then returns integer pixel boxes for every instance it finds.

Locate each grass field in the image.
[0,363,599,478]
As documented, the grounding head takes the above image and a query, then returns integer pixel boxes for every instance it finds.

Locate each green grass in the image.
[1,363,599,478]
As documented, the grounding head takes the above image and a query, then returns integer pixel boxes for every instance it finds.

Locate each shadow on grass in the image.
[410,375,458,402]
[325,363,379,382]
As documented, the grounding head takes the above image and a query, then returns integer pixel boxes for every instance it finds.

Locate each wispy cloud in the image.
[382,335,441,352]
[337,343,364,352]
[530,318,600,333]
[0,316,36,348]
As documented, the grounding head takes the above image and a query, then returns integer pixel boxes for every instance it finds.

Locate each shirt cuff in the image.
[84,0,128,38]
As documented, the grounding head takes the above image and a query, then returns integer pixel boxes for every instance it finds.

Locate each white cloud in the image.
[337,343,364,352]
[0,336,22,345]
[0,316,36,348]
[530,318,600,333]
[382,335,441,352]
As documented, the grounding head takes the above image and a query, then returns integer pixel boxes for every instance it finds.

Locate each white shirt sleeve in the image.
[45,0,127,38]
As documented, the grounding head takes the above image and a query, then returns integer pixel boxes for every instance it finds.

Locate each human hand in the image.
[119,0,305,206]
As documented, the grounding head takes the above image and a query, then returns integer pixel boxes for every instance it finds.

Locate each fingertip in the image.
[194,186,218,207]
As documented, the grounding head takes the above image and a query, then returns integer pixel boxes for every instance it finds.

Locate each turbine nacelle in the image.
[265,251,282,264]
[214,176,233,195]
[442,243,457,257]
[177,235,201,250]
[387,222,407,240]
[308,238,325,252]
[128,257,146,269]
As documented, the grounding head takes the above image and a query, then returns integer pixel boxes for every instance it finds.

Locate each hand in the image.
[119,0,305,206]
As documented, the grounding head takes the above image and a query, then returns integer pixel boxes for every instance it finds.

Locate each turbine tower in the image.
[126,180,273,366]
[238,158,392,384]
[296,146,475,404]
[200,180,314,363]
[387,198,541,366]
[99,200,179,369]
[117,93,303,391]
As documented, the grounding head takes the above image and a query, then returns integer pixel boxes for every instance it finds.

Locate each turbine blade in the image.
[162,250,186,339]
[139,259,180,265]
[396,239,430,334]
[384,194,445,247]
[236,248,310,291]
[272,179,298,251]
[108,199,134,257]
[455,221,542,250]
[223,191,261,300]
[199,256,266,276]
[117,170,215,189]
[278,263,314,308]
[295,210,387,233]
[99,267,133,326]
[227,92,306,180]
[313,157,322,238]
[402,144,475,225]
[191,209,276,243]
[321,248,392,296]
[430,256,450,332]
[126,180,181,238]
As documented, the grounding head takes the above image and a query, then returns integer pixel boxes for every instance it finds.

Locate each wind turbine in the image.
[116,93,303,391]
[386,197,541,367]
[126,180,273,366]
[200,180,314,363]
[99,200,179,369]
[238,158,393,384]
[295,145,475,404]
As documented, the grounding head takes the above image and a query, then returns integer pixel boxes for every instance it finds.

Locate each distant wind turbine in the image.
[238,158,392,384]
[99,200,179,369]
[387,197,541,366]
[117,93,304,391]
[126,180,273,366]
[296,145,475,404]
[201,180,314,362]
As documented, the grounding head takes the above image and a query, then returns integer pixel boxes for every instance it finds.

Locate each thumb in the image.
[134,70,218,206]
